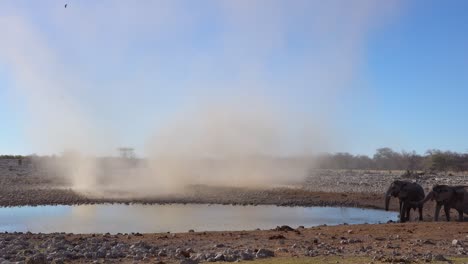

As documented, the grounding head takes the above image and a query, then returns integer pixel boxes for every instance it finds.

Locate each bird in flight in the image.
[64,4,67,8]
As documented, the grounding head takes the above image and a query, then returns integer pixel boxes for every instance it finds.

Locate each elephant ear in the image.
[399,186,409,199]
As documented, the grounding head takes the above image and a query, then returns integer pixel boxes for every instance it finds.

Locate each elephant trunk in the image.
[385,187,392,211]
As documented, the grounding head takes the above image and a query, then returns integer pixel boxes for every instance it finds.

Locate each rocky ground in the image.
[1,223,467,263]
[1,158,468,263]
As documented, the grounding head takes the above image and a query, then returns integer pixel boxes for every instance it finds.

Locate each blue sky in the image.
[0,0,467,156]
[361,0,468,154]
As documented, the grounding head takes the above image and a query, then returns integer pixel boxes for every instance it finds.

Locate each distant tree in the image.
[313,148,468,172]
[117,147,135,159]
[333,152,354,169]
[426,149,452,172]
[355,155,374,169]
[460,153,468,171]
[373,147,401,170]
[401,151,423,171]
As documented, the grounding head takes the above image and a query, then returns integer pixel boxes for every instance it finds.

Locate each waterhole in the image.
[0,204,398,234]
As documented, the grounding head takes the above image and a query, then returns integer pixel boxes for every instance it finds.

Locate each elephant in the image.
[385,180,425,222]
[417,185,468,221]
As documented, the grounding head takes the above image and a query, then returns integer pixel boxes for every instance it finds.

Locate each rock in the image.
[452,239,461,246]
[224,255,238,262]
[83,252,94,259]
[223,248,233,255]
[456,247,466,255]
[268,234,286,240]
[25,253,46,264]
[192,253,205,261]
[107,250,123,259]
[96,249,106,258]
[255,248,274,258]
[274,225,294,232]
[214,244,225,248]
[51,259,64,264]
[175,248,190,258]
[240,251,254,260]
[188,229,195,233]
[180,259,198,264]
[423,239,435,245]
[432,254,449,261]
[214,253,225,262]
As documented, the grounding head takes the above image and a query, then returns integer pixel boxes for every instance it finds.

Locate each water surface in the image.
[0,204,398,234]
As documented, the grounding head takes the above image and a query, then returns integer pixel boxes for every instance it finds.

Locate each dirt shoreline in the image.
[0,187,383,208]
[0,187,441,221]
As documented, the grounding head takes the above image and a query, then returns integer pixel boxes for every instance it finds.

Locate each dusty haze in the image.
[0,1,400,196]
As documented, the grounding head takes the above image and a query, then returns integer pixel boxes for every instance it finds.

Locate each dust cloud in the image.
[141,98,326,194]
[0,1,401,197]
[54,98,327,197]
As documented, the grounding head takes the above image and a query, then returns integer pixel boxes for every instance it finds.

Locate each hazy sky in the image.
[0,0,467,156]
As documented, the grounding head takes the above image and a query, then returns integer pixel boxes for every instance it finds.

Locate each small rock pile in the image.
[0,233,276,264]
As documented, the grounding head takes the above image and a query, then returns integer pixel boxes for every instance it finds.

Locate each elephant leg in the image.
[418,206,423,221]
[444,206,450,222]
[434,204,441,221]
[406,207,411,222]
[458,209,463,222]
[400,203,407,223]
[396,200,402,219]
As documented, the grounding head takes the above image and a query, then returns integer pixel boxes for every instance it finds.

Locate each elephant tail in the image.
[418,191,434,206]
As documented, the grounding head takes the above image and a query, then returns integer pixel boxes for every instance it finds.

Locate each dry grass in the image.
[247,256,468,264]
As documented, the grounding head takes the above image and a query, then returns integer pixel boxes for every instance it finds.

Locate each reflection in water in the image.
[0,204,398,234]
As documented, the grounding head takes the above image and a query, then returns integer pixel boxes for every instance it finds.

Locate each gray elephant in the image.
[385,180,425,222]
[417,185,468,221]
